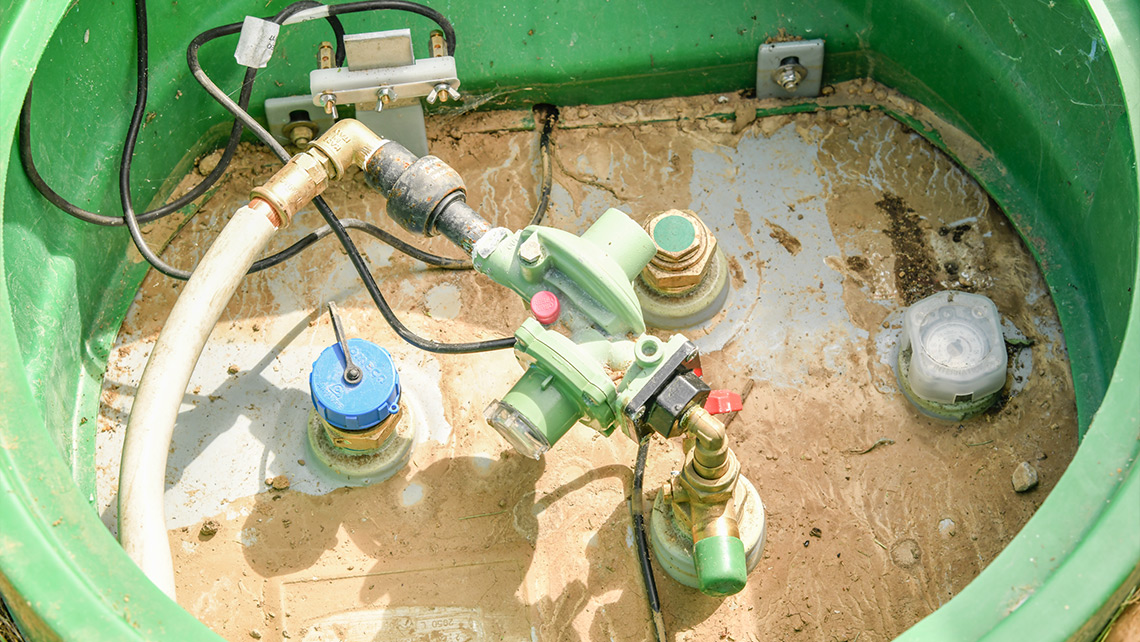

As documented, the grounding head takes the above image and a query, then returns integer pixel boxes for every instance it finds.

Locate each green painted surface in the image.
[653,215,696,253]
[0,1,1137,640]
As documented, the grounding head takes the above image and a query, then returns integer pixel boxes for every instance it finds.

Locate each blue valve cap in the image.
[310,338,400,431]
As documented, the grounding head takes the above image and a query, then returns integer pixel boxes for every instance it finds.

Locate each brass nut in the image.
[641,209,719,293]
[250,150,332,226]
[324,406,404,452]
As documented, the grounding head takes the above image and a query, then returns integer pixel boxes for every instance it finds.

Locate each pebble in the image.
[249,629,262,639]
[197,150,223,176]
[1012,461,1039,492]
[198,519,220,539]
[267,475,291,491]
[938,518,957,538]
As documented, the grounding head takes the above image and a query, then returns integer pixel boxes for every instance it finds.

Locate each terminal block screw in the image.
[319,92,339,119]
[375,86,398,113]
[427,83,461,104]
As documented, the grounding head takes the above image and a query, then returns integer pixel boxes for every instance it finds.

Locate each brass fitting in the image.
[250,119,387,225]
[322,406,404,451]
[641,210,719,294]
[670,406,741,542]
[307,118,386,180]
[429,30,447,58]
[318,41,334,69]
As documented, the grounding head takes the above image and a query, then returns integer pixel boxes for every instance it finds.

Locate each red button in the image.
[530,290,561,325]
[705,389,743,415]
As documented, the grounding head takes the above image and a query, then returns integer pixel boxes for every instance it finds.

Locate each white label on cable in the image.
[234,16,280,68]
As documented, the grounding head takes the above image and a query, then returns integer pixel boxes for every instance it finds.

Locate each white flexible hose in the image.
[118,203,279,598]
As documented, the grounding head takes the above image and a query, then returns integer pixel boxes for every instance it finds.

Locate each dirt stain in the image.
[877,193,938,305]
[765,219,802,255]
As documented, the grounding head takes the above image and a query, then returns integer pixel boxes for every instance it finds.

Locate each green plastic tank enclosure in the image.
[1,0,1139,640]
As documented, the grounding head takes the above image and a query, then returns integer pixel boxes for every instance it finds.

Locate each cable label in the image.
[234,16,280,68]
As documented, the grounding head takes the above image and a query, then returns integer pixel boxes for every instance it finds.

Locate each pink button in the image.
[530,290,561,325]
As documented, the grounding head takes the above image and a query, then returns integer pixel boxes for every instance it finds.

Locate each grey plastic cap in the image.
[900,291,1006,405]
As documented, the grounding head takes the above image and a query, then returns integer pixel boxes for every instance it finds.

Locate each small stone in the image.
[199,519,220,539]
[297,459,306,466]
[227,364,240,375]
[249,629,262,639]
[1012,461,1039,492]
[938,518,957,538]
[268,475,290,491]
[197,150,223,176]
[820,85,835,96]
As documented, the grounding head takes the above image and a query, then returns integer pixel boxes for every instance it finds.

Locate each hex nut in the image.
[646,371,711,438]
[641,210,719,294]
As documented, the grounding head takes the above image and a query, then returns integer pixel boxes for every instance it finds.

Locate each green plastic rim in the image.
[1,1,1138,641]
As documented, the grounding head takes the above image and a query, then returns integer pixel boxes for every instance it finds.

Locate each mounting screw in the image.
[772,57,807,92]
[319,92,338,119]
[283,119,317,148]
[518,236,544,264]
[426,82,460,104]
[375,86,398,112]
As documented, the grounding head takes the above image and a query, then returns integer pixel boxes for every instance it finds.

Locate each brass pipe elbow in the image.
[683,406,730,478]
[250,119,387,225]
[308,118,386,180]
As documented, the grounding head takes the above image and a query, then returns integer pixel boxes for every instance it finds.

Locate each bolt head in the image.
[518,236,544,264]
[772,64,806,92]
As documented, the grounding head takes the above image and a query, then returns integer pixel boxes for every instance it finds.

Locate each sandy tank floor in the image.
[96,81,1078,642]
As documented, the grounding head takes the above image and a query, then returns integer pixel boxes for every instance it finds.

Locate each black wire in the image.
[122,1,336,279]
[323,1,457,55]
[632,436,666,642]
[21,0,465,277]
[263,218,469,270]
[188,5,513,354]
[17,4,343,228]
[528,104,558,227]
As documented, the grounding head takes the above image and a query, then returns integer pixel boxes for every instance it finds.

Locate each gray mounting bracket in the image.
[755,39,825,99]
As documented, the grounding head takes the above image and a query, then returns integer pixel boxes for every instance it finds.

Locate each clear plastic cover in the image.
[900,291,1006,404]
[483,400,551,460]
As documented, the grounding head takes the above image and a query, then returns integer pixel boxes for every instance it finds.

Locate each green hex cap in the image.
[694,535,748,597]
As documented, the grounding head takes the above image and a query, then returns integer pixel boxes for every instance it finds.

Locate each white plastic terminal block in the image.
[899,291,1006,404]
[343,28,415,71]
[309,57,459,107]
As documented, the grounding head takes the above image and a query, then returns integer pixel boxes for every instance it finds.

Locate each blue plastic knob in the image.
[309,338,400,431]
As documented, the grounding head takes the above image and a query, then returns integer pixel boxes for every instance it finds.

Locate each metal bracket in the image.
[755,39,825,99]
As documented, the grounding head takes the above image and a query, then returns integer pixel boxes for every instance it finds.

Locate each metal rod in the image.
[327,302,363,383]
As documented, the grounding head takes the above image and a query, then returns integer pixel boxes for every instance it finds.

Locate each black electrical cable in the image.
[528,104,558,226]
[122,0,337,279]
[261,218,469,270]
[17,3,343,228]
[188,4,513,354]
[632,436,667,642]
[21,0,465,277]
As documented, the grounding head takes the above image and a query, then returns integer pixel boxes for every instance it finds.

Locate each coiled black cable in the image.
[187,3,514,354]
[20,0,468,277]
[17,3,342,228]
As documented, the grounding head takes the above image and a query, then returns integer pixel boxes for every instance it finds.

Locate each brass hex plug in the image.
[641,209,720,294]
